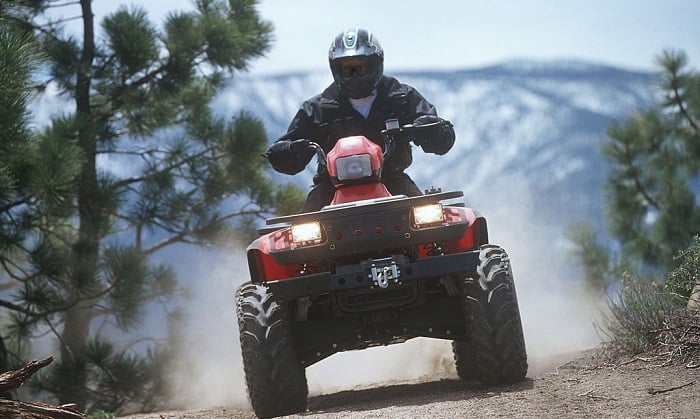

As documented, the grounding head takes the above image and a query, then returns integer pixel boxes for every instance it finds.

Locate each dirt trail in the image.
[121,351,698,419]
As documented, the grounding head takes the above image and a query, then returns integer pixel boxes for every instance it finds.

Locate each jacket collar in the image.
[319,76,397,113]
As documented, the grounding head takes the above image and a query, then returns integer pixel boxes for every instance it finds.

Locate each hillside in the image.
[214,60,654,231]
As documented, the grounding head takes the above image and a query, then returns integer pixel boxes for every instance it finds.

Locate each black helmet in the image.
[328,28,384,99]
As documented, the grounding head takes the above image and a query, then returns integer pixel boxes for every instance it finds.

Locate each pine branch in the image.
[45,14,83,26]
[621,134,661,211]
[0,298,36,315]
[111,144,217,190]
[667,64,699,132]
[0,259,33,284]
[45,1,82,8]
[0,196,35,215]
[142,206,272,255]
[2,14,62,45]
[143,231,190,255]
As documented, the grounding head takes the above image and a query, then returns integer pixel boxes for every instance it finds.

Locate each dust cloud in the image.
[472,174,604,374]
[165,248,250,409]
[165,173,603,408]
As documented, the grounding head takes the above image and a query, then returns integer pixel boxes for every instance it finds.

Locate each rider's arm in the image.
[406,88,456,155]
[266,107,317,175]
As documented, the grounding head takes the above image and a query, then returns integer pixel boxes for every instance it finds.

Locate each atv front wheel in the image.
[236,282,307,418]
[459,245,528,384]
[451,340,477,380]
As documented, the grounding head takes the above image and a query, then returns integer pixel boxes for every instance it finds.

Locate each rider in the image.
[266,28,456,212]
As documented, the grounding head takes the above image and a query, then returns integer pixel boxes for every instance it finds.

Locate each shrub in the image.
[666,237,700,299]
[598,273,684,355]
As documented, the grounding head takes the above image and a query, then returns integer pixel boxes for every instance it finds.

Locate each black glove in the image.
[266,139,314,175]
[413,114,442,127]
[289,139,312,159]
[411,115,455,155]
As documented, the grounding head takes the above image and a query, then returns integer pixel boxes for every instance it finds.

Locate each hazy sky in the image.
[83,0,699,74]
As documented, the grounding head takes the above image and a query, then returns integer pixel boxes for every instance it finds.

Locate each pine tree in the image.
[0,23,47,377]
[602,50,700,272]
[570,50,700,295]
[1,0,302,412]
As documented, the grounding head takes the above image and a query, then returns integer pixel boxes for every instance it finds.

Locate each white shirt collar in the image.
[348,90,377,119]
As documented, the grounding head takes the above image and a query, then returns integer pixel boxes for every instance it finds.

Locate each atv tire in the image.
[236,282,307,418]
[456,245,528,384]
[452,340,477,380]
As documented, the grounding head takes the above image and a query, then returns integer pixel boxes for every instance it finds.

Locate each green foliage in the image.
[102,6,159,77]
[0,0,289,413]
[30,130,84,211]
[271,183,307,216]
[32,338,172,413]
[43,34,80,92]
[103,246,149,330]
[599,273,684,355]
[573,50,700,357]
[601,49,700,271]
[567,222,614,291]
[0,26,41,192]
[666,237,700,297]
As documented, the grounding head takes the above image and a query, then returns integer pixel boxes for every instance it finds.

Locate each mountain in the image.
[213,60,655,235]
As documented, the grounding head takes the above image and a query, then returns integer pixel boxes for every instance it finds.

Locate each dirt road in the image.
[121,351,698,419]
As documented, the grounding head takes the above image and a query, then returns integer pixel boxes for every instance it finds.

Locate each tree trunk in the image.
[58,0,97,411]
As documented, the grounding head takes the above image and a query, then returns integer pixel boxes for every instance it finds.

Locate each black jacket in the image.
[267,75,455,182]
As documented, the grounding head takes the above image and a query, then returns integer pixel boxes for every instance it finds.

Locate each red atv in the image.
[236,120,528,418]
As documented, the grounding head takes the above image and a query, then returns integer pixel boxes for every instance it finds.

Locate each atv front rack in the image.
[264,250,480,301]
[265,190,464,226]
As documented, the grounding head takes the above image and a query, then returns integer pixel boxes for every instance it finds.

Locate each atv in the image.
[235,119,528,418]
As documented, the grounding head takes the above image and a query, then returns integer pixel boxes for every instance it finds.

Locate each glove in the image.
[413,114,442,127]
[266,139,314,175]
[289,139,312,159]
[411,115,443,147]
[411,115,455,155]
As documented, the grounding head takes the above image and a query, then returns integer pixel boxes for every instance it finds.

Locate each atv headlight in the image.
[291,221,323,243]
[336,154,372,181]
[412,203,445,227]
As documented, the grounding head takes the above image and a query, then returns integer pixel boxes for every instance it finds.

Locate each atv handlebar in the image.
[303,119,442,170]
[380,119,442,157]
[380,119,442,139]
[307,141,326,168]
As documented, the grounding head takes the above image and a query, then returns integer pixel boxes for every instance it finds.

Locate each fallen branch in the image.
[577,389,617,401]
[647,380,696,395]
[0,356,53,393]
[0,399,84,418]
[0,356,85,418]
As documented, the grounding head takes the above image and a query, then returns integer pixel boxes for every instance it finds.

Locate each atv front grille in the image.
[334,281,419,313]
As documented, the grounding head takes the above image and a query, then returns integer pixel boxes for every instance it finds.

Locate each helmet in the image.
[328,28,384,99]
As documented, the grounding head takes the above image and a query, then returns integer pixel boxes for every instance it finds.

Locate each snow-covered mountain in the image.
[213,60,655,234]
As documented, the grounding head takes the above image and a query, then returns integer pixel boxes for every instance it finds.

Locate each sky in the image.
[84,0,700,75]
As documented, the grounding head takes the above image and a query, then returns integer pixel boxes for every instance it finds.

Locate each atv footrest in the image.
[265,251,480,301]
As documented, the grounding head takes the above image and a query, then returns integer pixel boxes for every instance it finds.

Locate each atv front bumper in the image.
[265,250,480,301]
